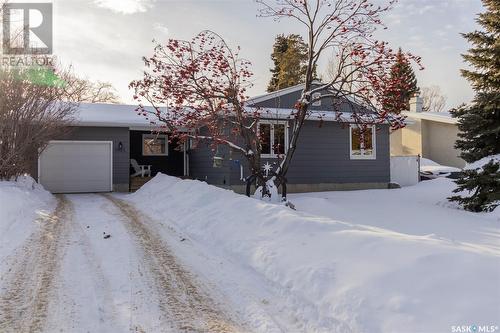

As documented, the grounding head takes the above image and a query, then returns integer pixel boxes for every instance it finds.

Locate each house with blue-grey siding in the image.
[190,83,391,193]
[35,83,392,194]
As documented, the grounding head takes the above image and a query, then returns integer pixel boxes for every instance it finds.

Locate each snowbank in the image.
[464,154,500,170]
[420,157,461,178]
[131,174,500,333]
[0,176,56,274]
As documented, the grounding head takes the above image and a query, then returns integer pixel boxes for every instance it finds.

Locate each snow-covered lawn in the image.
[1,175,499,333]
[131,175,500,332]
[290,178,500,253]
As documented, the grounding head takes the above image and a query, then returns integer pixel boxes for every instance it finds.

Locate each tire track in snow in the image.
[103,194,242,333]
[57,196,123,331]
[0,195,72,333]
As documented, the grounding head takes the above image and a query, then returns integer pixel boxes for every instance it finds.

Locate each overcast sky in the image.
[46,0,483,109]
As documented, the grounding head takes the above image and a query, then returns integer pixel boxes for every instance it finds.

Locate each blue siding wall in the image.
[189,121,390,187]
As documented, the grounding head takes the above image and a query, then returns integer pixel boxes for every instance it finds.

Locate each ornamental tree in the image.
[131,0,422,200]
[257,0,423,183]
[130,31,274,192]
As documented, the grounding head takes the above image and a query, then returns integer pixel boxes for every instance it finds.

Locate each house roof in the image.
[246,83,308,105]
[71,83,399,128]
[72,103,162,128]
[246,81,331,105]
[403,111,457,125]
[251,107,392,124]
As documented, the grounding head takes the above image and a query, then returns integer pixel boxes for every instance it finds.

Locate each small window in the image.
[312,92,321,106]
[260,123,271,155]
[350,125,376,159]
[259,121,289,158]
[142,134,168,156]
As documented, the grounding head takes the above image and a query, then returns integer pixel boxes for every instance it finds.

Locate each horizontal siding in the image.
[250,87,367,113]
[228,121,390,185]
[189,141,231,185]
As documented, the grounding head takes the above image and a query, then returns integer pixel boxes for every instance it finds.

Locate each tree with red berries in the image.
[257,0,422,189]
[130,31,269,189]
[131,0,422,200]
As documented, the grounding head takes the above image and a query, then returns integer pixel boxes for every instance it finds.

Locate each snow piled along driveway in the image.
[1,175,499,333]
[0,186,244,332]
[131,174,500,333]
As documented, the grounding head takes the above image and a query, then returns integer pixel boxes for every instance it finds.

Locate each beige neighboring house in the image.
[390,97,466,169]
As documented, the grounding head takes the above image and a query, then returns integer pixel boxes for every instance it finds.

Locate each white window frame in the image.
[142,134,168,156]
[312,92,321,106]
[349,124,376,160]
[258,120,289,158]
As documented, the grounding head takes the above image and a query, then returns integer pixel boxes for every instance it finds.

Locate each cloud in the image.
[93,0,155,14]
[154,23,169,36]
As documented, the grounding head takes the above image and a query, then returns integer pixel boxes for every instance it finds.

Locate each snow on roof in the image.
[72,102,391,128]
[404,111,457,125]
[72,103,162,128]
[248,106,394,124]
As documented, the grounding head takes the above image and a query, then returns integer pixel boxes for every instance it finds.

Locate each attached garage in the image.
[38,141,113,193]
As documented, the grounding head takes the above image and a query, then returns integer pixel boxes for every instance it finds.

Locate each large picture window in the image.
[259,121,288,158]
[142,134,168,156]
[350,125,376,159]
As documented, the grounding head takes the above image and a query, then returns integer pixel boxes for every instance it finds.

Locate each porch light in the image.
[213,156,223,168]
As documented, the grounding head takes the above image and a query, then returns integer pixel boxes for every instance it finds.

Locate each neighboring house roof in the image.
[403,111,457,125]
[73,103,161,128]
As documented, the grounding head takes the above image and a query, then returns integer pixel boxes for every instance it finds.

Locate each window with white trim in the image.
[259,121,289,158]
[142,134,168,156]
[349,125,376,159]
[312,92,321,106]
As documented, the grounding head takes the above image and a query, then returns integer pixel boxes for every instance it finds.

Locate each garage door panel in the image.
[39,141,113,193]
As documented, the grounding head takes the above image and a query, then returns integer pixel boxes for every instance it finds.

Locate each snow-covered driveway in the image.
[0,196,72,333]
[2,176,499,332]
[0,193,242,333]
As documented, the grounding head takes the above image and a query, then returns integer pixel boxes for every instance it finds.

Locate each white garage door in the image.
[39,141,113,193]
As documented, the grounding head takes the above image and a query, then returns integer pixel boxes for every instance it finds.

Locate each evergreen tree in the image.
[267,34,316,92]
[383,48,419,113]
[449,0,500,212]
[449,160,500,212]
